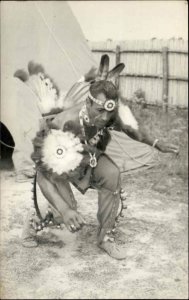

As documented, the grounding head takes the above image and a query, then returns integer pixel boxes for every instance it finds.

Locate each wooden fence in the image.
[88,39,188,109]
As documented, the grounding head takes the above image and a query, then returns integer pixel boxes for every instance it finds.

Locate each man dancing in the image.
[19,56,179,259]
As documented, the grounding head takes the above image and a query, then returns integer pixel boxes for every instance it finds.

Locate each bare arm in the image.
[37,171,86,232]
[116,102,179,153]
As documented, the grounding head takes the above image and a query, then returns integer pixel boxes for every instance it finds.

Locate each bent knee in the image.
[93,155,121,191]
[108,164,120,180]
[101,164,120,191]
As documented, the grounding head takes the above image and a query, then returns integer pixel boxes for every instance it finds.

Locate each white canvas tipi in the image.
[1,1,157,176]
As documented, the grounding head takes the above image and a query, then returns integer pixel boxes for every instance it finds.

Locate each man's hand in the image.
[63,209,86,233]
[156,141,179,154]
[84,66,97,82]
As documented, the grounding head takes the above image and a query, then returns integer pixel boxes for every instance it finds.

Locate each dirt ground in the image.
[0,162,188,300]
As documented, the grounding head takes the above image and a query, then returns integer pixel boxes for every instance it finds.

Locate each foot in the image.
[98,239,127,260]
[21,211,38,248]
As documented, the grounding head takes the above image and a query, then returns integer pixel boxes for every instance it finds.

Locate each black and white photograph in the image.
[0,0,188,299]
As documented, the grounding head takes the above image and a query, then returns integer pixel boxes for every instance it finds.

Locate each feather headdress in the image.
[89,55,139,131]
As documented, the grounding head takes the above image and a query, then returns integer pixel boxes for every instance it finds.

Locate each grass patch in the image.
[132,104,188,181]
[123,104,188,198]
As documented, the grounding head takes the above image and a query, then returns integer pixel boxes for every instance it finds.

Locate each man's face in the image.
[86,92,115,129]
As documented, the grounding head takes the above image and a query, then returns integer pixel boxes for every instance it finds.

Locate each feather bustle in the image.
[14,61,64,115]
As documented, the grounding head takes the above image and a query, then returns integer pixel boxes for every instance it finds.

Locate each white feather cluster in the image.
[42,130,84,175]
[27,73,65,114]
[118,101,139,130]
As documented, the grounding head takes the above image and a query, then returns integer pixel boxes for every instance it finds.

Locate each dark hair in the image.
[89,80,118,100]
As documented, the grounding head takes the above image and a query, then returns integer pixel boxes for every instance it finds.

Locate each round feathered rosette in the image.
[32,129,84,176]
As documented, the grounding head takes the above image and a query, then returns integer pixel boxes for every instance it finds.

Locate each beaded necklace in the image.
[79,105,103,168]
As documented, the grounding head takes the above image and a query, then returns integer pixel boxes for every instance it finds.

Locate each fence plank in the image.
[162,47,169,112]
[115,45,121,88]
[89,39,188,108]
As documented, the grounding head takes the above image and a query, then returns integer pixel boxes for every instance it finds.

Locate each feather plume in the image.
[118,100,139,130]
[14,61,65,115]
[14,69,29,82]
[96,54,109,81]
[26,73,59,114]
[107,63,125,81]
[28,61,44,75]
